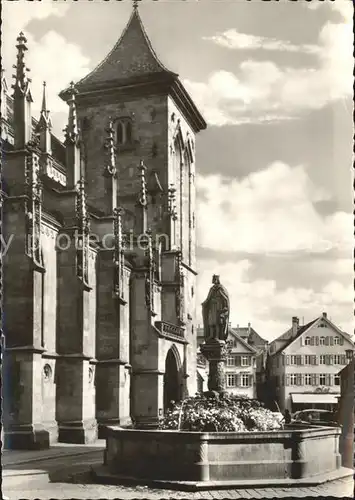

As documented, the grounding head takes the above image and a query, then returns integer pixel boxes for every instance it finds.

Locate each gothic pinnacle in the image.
[38,81,52,129]
[65,81,79,143]
[137,160,147,206]
[105,118,116,175]
[41,81,47,113]
[12,31,31,98]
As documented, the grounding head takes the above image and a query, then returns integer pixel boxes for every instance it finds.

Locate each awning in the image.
[197,368,207,381]
[291,393,338,404]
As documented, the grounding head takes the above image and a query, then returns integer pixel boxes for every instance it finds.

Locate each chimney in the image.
[322,312,327,319]
[292,317,299,336]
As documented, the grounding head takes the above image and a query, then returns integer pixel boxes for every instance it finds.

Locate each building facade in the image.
[2,7,206,449]
[266,313,354,413]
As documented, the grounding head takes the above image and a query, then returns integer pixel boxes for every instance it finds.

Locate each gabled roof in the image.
[270,314,353,357]
[270,319,317,356]
[228,327,257,354]
[233,325,268,347]
[75,8,176,90]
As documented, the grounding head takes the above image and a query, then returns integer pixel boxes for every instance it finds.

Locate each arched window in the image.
[305,336,311,345]
[334,336,340,345]
[319,336,325,345]
[116,118,133,147]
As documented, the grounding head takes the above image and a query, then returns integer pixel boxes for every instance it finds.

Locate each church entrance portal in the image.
[163,347,181,412]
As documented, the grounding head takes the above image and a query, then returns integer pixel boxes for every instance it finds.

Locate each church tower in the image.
[60,5,206,428]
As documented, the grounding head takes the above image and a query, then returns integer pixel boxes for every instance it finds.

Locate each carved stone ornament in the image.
[25,153,44,268]
[43,364,52,381]
[75,178,90,287]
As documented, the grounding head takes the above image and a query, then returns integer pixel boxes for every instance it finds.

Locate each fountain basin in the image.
[99,424,344,485]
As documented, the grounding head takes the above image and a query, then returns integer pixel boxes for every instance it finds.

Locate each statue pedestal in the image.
[200,339,228,394]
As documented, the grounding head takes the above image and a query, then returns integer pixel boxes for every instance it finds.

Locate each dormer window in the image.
[115,118,133,147]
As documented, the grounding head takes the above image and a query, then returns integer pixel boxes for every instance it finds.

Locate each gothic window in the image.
[115,118,133,147]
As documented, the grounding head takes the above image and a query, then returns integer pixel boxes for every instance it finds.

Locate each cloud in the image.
[196,162,352,255]
[2,0,91,138]
[204,30,319,54]
[187,5,353,125]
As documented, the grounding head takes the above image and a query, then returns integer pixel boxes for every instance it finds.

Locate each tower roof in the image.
[60,6,206,133]
[75,7,176,90]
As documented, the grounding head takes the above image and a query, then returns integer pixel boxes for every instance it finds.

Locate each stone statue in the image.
[202,275,230,342]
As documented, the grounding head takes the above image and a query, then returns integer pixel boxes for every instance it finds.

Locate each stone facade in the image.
[2,8,206,448]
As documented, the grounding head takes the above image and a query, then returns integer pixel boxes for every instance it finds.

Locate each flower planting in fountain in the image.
[159,394,284,432]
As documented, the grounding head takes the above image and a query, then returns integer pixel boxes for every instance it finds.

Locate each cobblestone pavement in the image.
[3,473,353,499]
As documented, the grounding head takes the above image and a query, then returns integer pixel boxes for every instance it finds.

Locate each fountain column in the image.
[200,274,230,396]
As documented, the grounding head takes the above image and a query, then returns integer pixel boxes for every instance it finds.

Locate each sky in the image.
[2,0,353,340]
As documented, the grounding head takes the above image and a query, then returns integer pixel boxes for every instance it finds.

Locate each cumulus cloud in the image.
[187,4,353,125]
[204,30,319,54]
[196,163,352,255]
[2,0,91,138]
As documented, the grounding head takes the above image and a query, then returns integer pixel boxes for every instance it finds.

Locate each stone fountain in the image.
[93,275,351,490]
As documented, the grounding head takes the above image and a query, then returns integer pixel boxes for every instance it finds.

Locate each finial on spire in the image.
[137,160,147,206]
[133,0,140,11]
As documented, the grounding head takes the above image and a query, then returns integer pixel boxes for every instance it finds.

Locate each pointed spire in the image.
[104,118,116,175]
[36,81,52,154]
[135,160,148,234]
[12,32,31,98]
[64,82,79,143]
[41,81,47,113]
[113,207,126,303]
[65,82,81,187]
[104,118,118,212]
[12,32,33,148]
[70,4,175,92]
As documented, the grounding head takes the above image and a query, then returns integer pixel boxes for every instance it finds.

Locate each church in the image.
[2,5,206,449]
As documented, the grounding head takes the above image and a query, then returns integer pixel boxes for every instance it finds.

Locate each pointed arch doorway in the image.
[163,346,182,412]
